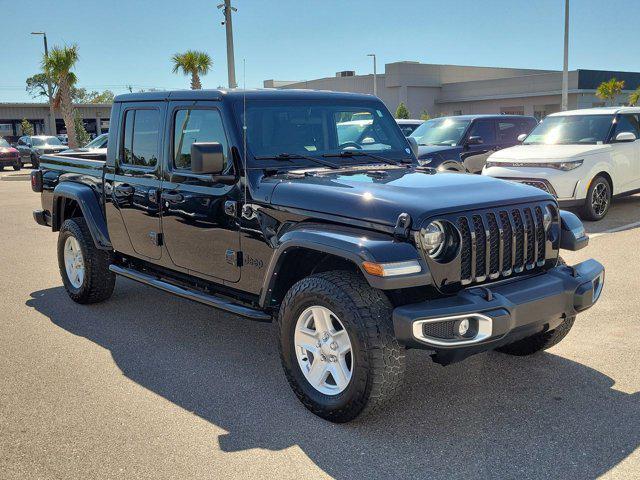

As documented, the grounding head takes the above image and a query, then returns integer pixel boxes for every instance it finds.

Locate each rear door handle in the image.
[161,191,184,203]
[115,184,134,195]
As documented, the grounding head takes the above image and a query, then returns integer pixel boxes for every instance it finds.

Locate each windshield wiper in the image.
[322,150,411,166]
[255,153,340,169]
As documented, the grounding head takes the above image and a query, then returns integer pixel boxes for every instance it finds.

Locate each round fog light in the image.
[457,318,470,336]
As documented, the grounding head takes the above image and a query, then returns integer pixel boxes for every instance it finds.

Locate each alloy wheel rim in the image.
[63,236,85,289]
[294,306,353,395]
[592,182,610,217]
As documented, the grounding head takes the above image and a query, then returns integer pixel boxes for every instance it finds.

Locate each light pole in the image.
[218,0,238,89]
[367,53,377,97]
[561,0,569,111]
[31,32,56,135]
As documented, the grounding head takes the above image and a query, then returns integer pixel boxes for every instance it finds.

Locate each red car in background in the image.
[0,138,21,171]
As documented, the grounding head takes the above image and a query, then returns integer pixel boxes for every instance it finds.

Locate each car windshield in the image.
[0,139,10,148]
[32,136,62,146]
[239,100,411,165]
[410,117,471,146]
[84,134,108,149]
[524,115,614,145]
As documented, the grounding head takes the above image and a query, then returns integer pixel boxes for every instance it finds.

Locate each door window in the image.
[613,114,640,139]
[173,109,228,170]
[121,109,160,167]
[497,119,535,144]
[468,120,496,144]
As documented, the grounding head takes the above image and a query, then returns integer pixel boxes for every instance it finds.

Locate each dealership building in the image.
[0,103,111,142]
[264,62,640,120]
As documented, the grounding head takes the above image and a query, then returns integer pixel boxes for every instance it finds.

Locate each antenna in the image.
[242,58,248,212]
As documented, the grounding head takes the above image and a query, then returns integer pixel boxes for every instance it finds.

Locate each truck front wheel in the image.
[57,217,115,304]
[277,271,405,423]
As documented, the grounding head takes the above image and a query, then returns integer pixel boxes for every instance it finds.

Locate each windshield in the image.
[239,100,411,165]
[524,115,614,145]
[0,139,10,148]
[84,134,108,149]
[410,117,471,146]
[32,136,62,146]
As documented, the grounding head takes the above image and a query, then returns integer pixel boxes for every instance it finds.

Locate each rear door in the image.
[109,102,165,259]
[461,119,497,173]
[159,100,241,282]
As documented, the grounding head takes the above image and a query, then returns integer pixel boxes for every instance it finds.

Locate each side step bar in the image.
[109,264,272,321]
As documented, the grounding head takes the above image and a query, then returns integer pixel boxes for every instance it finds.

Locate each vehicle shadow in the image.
[27,282,639,479]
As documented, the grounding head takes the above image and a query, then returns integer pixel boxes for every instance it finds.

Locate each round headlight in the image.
[420,221,446,258]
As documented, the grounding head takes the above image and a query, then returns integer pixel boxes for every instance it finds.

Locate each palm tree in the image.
[171,51,212,90]
[42,45,79,148]
[595,78,625,106]
[628,86,640,106]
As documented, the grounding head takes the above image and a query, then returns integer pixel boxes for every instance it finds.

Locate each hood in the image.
[0,147,18,154]
[417,144,458,159]
[269,167,551,228]
[36,145,67,152]
[490,143,609,161]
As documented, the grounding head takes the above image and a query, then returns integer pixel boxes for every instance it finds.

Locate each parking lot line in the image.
[590,221,640,239]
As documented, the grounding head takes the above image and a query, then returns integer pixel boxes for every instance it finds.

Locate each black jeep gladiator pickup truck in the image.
[32,89,605,422]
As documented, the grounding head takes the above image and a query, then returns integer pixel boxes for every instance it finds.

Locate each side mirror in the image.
[407,136,419,158]
[466,135,483,145]
[517,133,528,142]
[615,131,636,142]
[191,142,225,175]
[559,210,589,251]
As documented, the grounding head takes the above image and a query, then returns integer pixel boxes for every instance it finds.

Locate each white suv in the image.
[482,107,640,220]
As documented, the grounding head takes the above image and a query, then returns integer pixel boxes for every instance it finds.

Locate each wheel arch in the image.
[52,182,112,250]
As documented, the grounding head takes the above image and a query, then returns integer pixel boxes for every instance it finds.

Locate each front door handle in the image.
[161,191,184,203]
[115,184,134,195]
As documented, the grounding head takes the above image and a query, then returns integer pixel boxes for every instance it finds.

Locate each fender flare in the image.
[52,182,112,250]
[259,224,432,307]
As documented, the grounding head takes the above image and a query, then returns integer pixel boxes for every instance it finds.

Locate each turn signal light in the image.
[362,260,421,277]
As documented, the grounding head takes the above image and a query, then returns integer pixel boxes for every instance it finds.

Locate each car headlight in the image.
[419,157,433,165]
[485,160,497,168]
[419,221,445,257]
[557,159,583,171]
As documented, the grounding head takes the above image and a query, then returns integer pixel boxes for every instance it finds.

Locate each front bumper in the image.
[0,157,20,167]
[393,259,604,364]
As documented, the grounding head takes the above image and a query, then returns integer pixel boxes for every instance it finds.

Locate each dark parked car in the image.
[395,119,424,136]
[31,89,603,423]
[409,115,537,173]
[0,138,21,170]
[16,135,68,168]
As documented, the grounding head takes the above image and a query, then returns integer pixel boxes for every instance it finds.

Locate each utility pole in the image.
[218,0,237,89]
[31,32,56,135]
[561,0,569,111]
[367,53,377,97]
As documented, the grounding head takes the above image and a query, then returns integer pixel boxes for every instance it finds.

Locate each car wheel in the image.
[277,270,405,423]
[12,161,21,171]
[581,175,611,221]
[31,155,39,169]
[58,217,116,304]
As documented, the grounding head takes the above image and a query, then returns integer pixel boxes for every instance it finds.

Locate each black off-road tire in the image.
[581,175,611,221]
[57,217,116,304]
[495,316,575,356]
[31,155,39,169]
[277,270,406,423]
[12,162,21,171]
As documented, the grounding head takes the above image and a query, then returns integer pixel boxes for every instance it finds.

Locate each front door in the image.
[160,101,241,282]
[610,113,640,192]
[109,103,165,260]
[461,119,497,173]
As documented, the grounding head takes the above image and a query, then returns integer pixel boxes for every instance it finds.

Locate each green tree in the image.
[26,73,57,100]
[73,111,91,147]
[42,44,80,148]
[395,102,410,119]
[595,78,625,106]
[20,119,34,136]
[628,86,640,106]
[420,110,431,121]
[171,50,212,90]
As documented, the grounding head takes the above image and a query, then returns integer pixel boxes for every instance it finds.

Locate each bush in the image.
[21,118,34,136]
[73,111,90,147]
[395,102,410,119]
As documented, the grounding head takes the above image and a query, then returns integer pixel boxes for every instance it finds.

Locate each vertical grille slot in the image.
[472,215,486,281]
[487,213,500,277]
[458,217,472,283]
[535,206,546,265]
[499,211,513,275]
[524,208,535,268]
[511,209,525,272]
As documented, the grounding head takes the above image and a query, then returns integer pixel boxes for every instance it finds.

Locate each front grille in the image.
[456,204,552,285]
[497,178,558,197]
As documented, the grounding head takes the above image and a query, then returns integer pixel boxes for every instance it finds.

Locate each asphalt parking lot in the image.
[0,169,638,479]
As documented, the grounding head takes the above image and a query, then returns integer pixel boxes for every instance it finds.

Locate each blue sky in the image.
[1,0,638,102]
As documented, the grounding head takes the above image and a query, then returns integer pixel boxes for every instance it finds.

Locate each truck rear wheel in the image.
[277,270,405,423]
[57,217,115,304]
[496,316,575,356]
